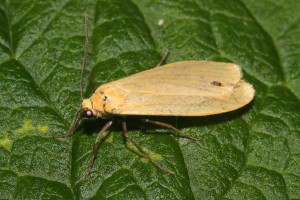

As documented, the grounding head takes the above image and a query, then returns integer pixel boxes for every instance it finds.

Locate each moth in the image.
[54,13,254,183]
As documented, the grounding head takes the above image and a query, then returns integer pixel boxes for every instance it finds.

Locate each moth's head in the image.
[81,99,95,118]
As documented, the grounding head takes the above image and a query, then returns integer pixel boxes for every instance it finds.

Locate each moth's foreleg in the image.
[83,120,113,183]
[53,109,84,142]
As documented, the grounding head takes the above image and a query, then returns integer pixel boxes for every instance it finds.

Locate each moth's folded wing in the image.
[100,61,254,116]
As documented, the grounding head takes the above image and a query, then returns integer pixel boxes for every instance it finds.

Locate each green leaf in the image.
[0,0,299,199]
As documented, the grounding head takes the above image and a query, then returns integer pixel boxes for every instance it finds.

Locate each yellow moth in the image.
[54,14,255,183]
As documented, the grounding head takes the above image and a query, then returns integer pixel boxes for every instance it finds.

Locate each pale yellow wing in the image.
[97,61,254,116]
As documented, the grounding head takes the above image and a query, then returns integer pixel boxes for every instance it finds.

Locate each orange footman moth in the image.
[54,13,255,183]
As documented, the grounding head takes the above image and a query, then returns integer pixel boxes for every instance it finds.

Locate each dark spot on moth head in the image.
[100,91,104,95]
[83,109,94,118]
[211,81,223,87]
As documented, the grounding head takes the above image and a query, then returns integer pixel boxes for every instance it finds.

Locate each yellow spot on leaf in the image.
[38,124,49,133]
[0,133,13,150]
[101,131,113,143]
[141,151,162,163]
[15,117,49,135]
[15,118,34,135]
[126,141,162,162]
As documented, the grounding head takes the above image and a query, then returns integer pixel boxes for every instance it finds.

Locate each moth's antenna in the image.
[81,11,89,100]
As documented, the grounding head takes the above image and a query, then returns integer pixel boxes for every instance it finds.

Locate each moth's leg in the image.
[89,70,95,92]
[155,48,170,67]
[122,117,174,176]
[52,122,81,139]
[83,120,113,183]
[53,109,84,141]
[139,117,202,141]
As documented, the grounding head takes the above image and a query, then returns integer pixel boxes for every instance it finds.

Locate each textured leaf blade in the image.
[0,0,299,199]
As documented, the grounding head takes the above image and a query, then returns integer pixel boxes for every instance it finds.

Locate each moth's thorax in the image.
[92,84,126,116]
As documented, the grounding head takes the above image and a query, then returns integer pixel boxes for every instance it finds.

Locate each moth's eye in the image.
[83,109,94,118]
